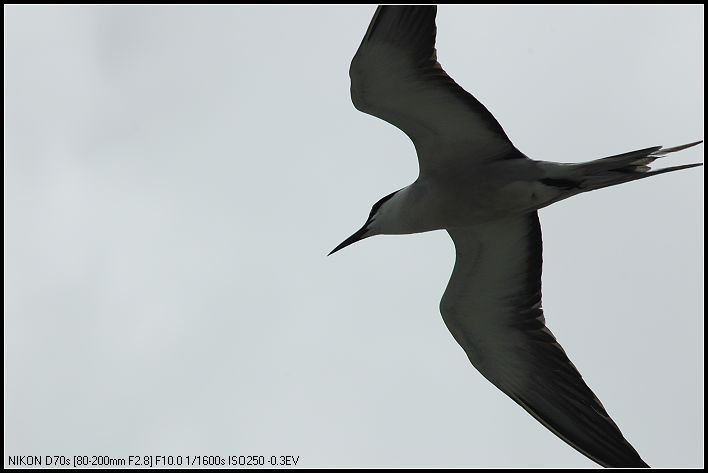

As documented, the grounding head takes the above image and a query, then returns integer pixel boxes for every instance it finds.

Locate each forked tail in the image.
[566,141,703,192]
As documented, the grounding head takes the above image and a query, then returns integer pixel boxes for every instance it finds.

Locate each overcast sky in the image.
[5,5,703,468]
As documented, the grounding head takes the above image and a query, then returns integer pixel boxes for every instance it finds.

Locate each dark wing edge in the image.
[441,212,648,468]
[350,6,521,169]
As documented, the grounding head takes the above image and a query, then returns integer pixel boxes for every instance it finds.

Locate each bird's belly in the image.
[401,178,555,232]
[470,181,555,217]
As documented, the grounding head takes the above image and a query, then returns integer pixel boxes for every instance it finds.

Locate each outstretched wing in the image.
[441,212,648,468]
[350,6,522,174]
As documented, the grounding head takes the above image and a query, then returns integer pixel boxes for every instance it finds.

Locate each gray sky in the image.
[4,5,703,468]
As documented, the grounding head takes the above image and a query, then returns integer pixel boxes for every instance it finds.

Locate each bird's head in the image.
[328,190,400,256]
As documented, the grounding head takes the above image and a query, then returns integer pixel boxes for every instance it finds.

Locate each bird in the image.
[328,5,702,469]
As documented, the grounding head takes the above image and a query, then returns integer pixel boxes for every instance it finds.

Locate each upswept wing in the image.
[350,6,521,173]
[441,212,648,468]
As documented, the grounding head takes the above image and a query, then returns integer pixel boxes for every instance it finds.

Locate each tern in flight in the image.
[329,5,701,468]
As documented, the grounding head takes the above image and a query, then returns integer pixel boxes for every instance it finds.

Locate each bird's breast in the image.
[384,165,549,233]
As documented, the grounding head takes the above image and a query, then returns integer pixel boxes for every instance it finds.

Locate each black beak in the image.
[328,225,369,256]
